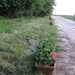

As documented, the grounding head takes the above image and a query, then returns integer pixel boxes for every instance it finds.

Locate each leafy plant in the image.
[37,37,58,52]
[35,38,58,66]
[35,49,55,66]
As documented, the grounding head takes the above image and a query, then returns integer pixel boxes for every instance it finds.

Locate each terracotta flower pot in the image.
[35,62,56,75]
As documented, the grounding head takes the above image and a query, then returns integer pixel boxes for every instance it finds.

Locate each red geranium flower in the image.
[50,51,57,57]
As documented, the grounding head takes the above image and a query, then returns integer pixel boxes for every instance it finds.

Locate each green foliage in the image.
[35,37,58,66]
[0,0,55,17]
[34,71,45,75]
[35,49,55,66]
[0,19,22,33]
[37,36,58,52]
[0,0,27,17]
[0,72,5,75]
[0,16,57,74]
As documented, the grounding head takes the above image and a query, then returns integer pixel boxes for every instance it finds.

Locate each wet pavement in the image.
[52,16,75,75]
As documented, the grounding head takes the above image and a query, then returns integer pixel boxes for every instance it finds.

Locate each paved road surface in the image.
[52,16,75,75]
[52,16,75,42]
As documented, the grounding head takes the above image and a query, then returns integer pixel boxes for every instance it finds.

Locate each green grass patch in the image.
[0,16,56,75]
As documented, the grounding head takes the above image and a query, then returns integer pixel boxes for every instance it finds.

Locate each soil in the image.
[52,16,75,75]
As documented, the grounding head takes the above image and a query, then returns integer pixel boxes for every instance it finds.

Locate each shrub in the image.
[0,0,55,17]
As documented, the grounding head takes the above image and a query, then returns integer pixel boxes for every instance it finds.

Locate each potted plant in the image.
[35,38,58,75]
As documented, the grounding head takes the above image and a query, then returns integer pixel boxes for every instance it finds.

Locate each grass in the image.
[58,15,75,21]
[0,16,56,75]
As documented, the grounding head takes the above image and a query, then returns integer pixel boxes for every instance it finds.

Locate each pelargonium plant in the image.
[35,38,58,66]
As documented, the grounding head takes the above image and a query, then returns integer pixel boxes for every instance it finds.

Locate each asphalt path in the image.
[52,16,75,42]
[52,16,75,75]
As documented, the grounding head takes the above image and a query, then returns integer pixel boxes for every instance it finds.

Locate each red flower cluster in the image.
[50,51,57,57]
